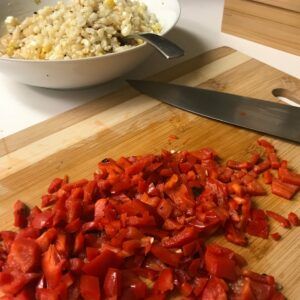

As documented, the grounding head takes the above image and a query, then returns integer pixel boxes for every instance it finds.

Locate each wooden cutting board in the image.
[0,47,299,298]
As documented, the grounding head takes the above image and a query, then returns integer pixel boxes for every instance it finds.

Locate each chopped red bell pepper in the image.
[36,228,57,252]
[7,238,41,273]
[278,167,300,186]
[205,244,239,281]
[266,210,291,228]
[202,277,228,300]
[0,140,296,299]
[287,212,299,226]
[153,268,174,294]
[263,170,273,184]
[150,244,181,267]
[48,178,64,194]
[13,201,28,229]
[270,232,281,241]
[161,227,198,248]
[253,160,271,174]
[80,274,101,300]
[103,268,122,298]
[193,276,208,297]
[246,209,269,239]
[42,245,65,289]
[82,250,123,282]
[271,179,299,200]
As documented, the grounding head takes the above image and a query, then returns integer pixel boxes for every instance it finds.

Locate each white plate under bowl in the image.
[0,0,180,89]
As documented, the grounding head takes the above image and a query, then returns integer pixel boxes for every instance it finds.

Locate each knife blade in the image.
[128,80,300,143]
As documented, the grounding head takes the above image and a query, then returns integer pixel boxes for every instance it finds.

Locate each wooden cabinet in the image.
[222,0,300,55]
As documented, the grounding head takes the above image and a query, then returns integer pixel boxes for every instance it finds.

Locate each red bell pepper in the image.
[103,268,122,298]
[153,268,174,294]
[80,275,101,300]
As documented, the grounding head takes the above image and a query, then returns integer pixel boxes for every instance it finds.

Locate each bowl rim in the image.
[0,0,181,63]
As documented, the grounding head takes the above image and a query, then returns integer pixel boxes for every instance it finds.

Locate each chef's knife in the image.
[128,80,300,143]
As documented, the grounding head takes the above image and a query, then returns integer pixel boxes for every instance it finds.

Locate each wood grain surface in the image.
[0,47,299,298]
[249,0,300,13]
[222,0,300,56]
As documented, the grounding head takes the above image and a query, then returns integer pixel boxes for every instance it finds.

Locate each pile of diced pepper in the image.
[0,139,299,299]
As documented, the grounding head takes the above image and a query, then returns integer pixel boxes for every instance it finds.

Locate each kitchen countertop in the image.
[0,0,299,138]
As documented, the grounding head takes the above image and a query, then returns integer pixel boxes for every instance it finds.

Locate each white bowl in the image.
[0,0,180,89]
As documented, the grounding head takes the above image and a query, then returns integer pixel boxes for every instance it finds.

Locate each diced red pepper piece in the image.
[122,239,141,254]
[36,288,58,300]
[253,160,270,174]
[263,170,273,184]
[0,272,40,295]
[225,223,248,246]
[7,238,41,273]
[80,275,101,300]
[243,270,275,285]
[268,152,280,169]
[271,232,281,241]
[140,193,160,208]
[65,218,82,233]
[246,209,269,239]
[182,240,200,257]
[83,180,97,204]
[278,167,300,186]
[161,227,197,248]
[13,200,28,228]
[73,231,84,255]
[181,282,193,296]
[41,194,56,208]
[126,213,156,227]
[163,219,183,231]
[201,277,228,300]
[150,245,181,267]
[12,286,36,300]
[103,268,122,298]
[252,280,274,299]
[191,148,216,160]
[188,258,203,277]
[156,199,173,220]
[55,232,69,257]
[122,271,147,299]
[48,178,64,194]
[249,152,261,165]
[82,250,123,282]
[42,245,65,289]
[246,180,266,196]
[179,162,193,173]
[165,183,195,213]
[257,139,275,150]
[205,246,238,281]
[271,179,299,200]
[36,228,57,252]
[287,212,300,226]
[227,160,252,170]
[193,276,208,297]
[69,258,84,274]
[266,210,291,228]
[153,268,174,294]
[218,167,234,183]
[86,247,99,261]
[0,231,16,252]
[30,210,53,230]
